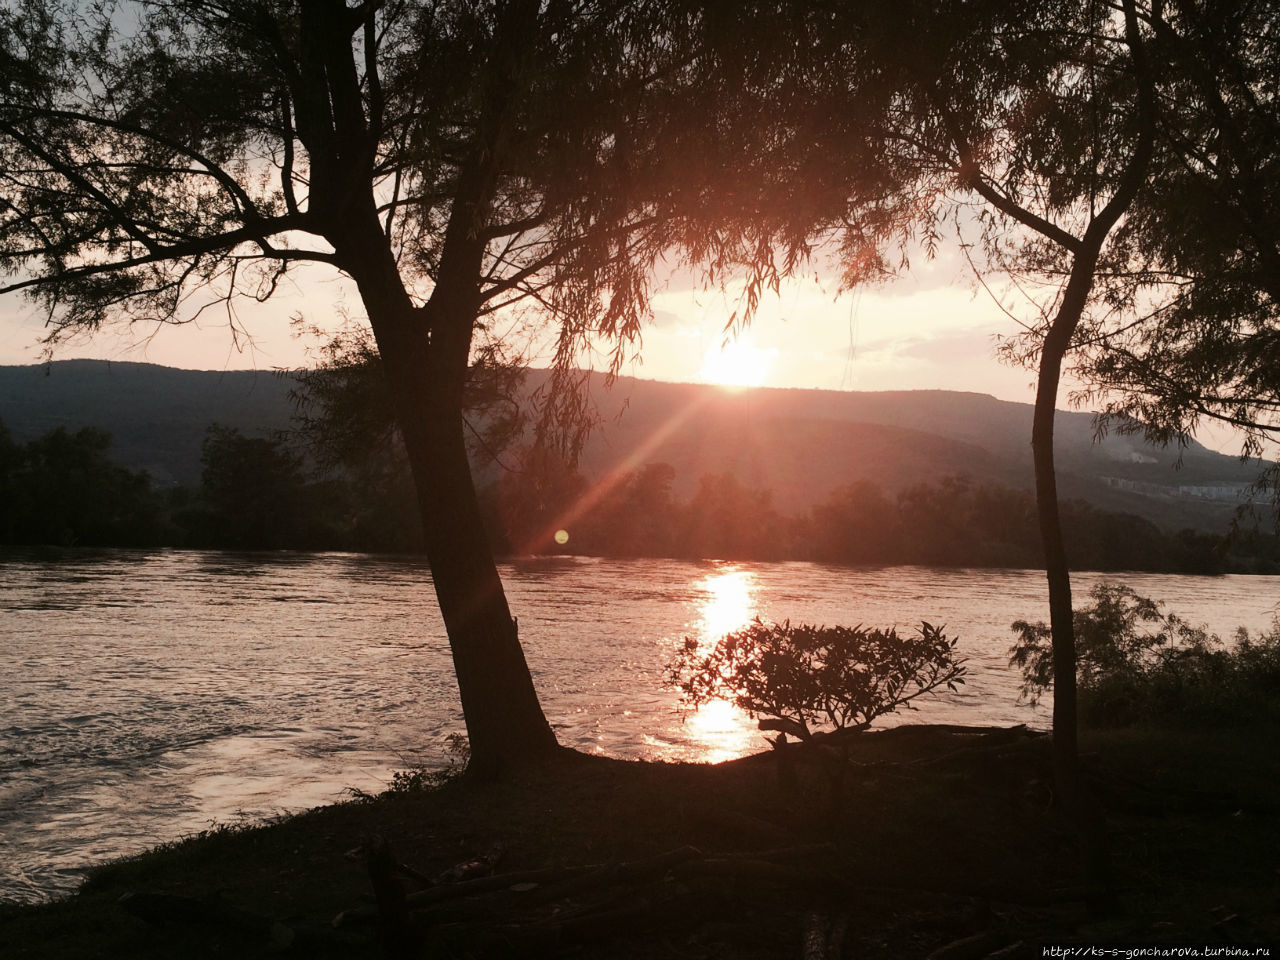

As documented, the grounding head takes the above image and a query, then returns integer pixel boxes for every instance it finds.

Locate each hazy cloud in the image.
[893,325,1005,363]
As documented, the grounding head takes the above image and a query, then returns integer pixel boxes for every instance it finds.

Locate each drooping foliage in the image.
[1068,1,1280,470]
[0,0,712,385]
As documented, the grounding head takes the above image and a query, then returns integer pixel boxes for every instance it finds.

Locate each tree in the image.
[681,473,787,561]
[694,0,1158,802]
[0,419,22,542]
[888,0,1156,801]
[582,461,680,557]
[199,425,313,550]
[808,480,902,566]
[496,442,586,555]
[1,423,165,546]
[0,0,694,775]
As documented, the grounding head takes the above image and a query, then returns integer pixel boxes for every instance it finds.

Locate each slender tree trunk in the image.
[1033,245,1106,804]
[1034,262,1112,902]
[1031,316,1080,804]
[1031,0,1153,806]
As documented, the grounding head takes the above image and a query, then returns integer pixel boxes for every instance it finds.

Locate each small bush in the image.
[1010,583,1280,725]
[349,734,470,801]
[669,618,966,741]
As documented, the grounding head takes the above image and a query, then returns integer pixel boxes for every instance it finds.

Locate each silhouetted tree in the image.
[897,476,984,567]
[0,0,699,774]
[900,0,1155,801]
[198,425,313,550]
[699,0,1157,801]
[808,481,901,565]
[0,420,21,542]
[496,443,586,555]
[2,424,164,546]
[682,473,786,561]
[578,462,680,557]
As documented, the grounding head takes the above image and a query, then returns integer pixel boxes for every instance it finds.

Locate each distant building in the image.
[1100,476,1250,502]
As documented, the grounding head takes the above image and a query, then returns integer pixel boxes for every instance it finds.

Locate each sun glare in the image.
[697,567,758,641]
[698,340,775,391]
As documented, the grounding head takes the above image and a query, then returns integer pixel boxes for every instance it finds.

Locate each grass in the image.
[1,720,1277,958]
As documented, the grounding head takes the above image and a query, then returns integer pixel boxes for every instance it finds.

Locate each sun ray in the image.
[530,386,714,549]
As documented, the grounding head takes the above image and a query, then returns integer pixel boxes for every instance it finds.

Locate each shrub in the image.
[1009,583,1218,704]
[669,618,966,741]
[349,734,471,801]
[1010,584,1280,725]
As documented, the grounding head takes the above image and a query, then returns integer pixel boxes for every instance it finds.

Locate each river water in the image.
[2,549,1277,904]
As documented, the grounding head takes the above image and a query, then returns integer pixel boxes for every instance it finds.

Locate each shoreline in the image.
[4,721,1277,957]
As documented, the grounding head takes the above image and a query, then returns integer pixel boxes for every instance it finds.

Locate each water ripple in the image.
[1,550,1277,904]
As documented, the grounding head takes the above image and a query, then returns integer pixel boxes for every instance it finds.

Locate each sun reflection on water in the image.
[677,566,762,763]
[697,567,757,642]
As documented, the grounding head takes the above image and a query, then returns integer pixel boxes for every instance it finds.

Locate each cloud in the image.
[648,308,686,329]
[893,325,1006,363]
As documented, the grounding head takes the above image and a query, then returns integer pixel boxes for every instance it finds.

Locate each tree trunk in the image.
[341,212,559,779]
[406,385,560,778]
[1033,244,1108,805]
[1031,330,1078,804]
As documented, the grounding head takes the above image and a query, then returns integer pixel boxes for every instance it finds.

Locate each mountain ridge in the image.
[0,359,1268,533]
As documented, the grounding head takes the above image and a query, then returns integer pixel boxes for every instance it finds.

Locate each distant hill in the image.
[0,360,1270,532]
[0,360,295,486]
[568,375,1271,532]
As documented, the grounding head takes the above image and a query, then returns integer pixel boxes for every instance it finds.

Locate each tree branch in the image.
[0,214,329,297]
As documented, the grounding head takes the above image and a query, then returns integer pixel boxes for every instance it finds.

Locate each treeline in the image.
[0,421,167,547]
[0,420,418,553]
[4,418,1277,575]
[497,457,1279,575]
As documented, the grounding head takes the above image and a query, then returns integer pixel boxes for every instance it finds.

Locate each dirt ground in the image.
[2,722,1277,959]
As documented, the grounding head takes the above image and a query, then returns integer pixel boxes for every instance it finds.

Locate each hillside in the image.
[0,360,1270,532]
[569,375,1269,532]
[0,361,296,486]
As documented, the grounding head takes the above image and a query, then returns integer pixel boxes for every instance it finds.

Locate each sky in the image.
[0,248,1255,457]
[0,246,1038,398]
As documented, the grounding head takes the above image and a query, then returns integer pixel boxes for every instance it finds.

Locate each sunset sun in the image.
[698,340,775,390]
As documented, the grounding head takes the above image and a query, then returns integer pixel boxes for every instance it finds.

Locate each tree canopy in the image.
[1067,1,1280,469]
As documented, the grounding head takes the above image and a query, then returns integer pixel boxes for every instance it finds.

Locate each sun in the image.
[698,340,775,390]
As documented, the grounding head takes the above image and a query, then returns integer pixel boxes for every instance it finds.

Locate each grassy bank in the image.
[3,720,1277,959]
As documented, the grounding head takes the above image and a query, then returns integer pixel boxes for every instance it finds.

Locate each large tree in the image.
[919,0,1157,801]
[692,0,1160,801]
[0,0,692,775]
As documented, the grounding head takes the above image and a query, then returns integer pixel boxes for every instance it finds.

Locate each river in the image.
[2,549,1277,903]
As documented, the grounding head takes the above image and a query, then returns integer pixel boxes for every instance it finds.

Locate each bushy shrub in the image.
[669,619,966,741]
[1010,583,1280,725]
[1009,584,1218,704]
